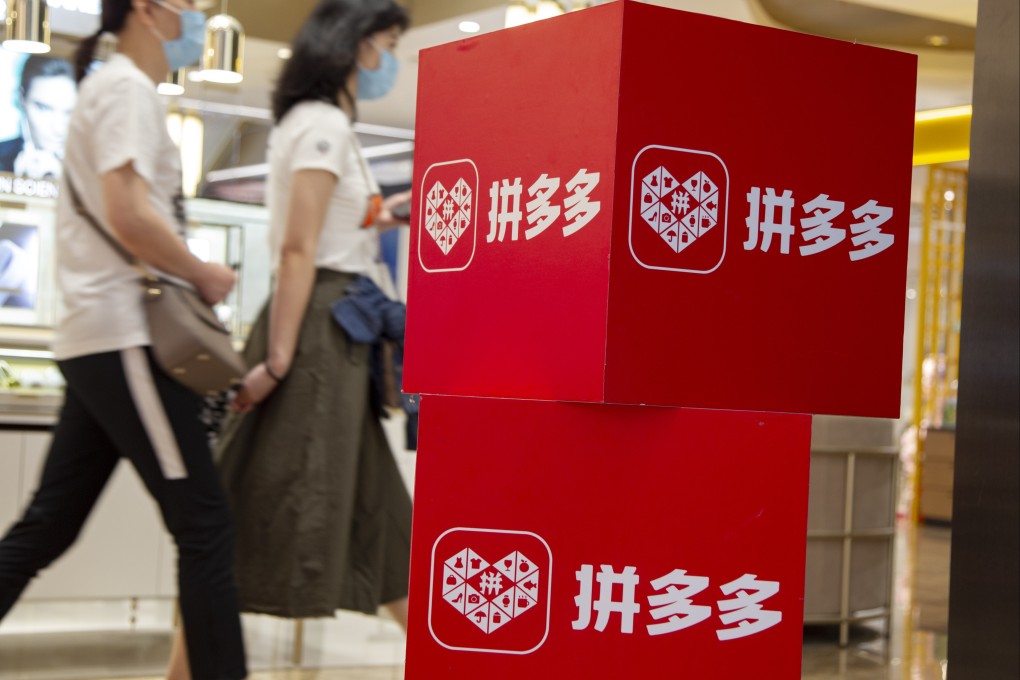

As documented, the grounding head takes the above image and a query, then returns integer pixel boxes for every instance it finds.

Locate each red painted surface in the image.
[405,396,812,678]
[405,1,916,417]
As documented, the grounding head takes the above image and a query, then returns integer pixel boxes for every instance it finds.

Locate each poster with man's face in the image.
[0,52,77,181]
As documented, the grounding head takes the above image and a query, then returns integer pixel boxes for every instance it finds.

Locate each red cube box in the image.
[405,1,916,417]
[405,395,811,678]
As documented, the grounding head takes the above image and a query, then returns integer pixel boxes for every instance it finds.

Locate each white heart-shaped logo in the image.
[640,166,719,254]
[425,178,473,255]
[440,547,541,634]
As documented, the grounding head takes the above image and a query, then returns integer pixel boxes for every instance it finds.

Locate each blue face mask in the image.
[154,1,206,72]
[357,40,398,100]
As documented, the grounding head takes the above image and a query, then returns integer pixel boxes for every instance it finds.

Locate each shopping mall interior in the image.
[0,0,1016,678]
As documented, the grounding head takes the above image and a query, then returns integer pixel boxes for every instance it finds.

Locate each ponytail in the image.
[73,29,104,83]
[73,0,134,83]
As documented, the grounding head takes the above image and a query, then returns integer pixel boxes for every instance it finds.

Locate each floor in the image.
[0,522,951,680]
[801,523,950,680]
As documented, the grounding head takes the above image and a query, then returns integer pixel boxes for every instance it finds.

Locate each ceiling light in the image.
[277,46,292,59]
[914,105,972,123]
[157,82,185,96]
[505,2,533,28]
[505,1,593,29]
[2,0,51,54]
[506,1,566,28]
[925,34,949,47]
[202,9,244,84]
[157,68,186,96]
[535,1,563,20]
[458,20,481,34]
[166,113,203,198]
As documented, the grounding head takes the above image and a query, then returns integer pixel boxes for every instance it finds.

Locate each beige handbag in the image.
[140,277,247,394]
[66,177,247,395]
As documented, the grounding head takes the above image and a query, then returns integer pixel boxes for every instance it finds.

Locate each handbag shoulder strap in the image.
[349,129,380,195]
[64,173,156,281]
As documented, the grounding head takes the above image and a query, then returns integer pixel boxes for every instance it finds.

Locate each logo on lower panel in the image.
[418,160,479,272]
[429,527,552,655]
[629,145,729,274]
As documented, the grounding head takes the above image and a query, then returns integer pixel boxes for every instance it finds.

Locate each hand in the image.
[230,362,281,413]
[374,190,413,230]
[193,263,236,305]
[13,147,63,180]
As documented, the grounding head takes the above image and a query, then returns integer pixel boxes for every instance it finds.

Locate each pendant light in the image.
[166,111,203,197]
[2,0,51,54]
[201,1,243,84]
[505,1,599,28]
[158,68,187,96]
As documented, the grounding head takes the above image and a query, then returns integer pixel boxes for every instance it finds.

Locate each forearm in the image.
[266,250,318,374]
[116,204,204,283]
[100,165,234,305]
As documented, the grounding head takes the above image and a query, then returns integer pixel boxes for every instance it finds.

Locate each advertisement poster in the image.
[0,51,76,182]
[0,222,39,310]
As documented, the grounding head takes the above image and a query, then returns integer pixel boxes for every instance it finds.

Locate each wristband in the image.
[264,361,285,383]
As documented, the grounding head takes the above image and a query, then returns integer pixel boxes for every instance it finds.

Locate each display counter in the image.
[0,390,61,427]
[0,195,270,415]
[0,333,62,427]
[805,415,901,646]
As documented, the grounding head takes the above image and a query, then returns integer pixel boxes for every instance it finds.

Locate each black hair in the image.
[73,0,135,82]
[271,0,409,124]
[19,55,75,99]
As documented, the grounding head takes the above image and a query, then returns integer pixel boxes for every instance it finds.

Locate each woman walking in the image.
[167,0,414,676]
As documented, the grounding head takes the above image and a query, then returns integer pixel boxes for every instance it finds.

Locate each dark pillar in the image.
[947,0,1019,677]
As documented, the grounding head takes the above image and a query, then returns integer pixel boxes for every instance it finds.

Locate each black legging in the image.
[0,348,247,680]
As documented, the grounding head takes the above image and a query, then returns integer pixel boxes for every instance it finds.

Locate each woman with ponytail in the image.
[0,1,248,678]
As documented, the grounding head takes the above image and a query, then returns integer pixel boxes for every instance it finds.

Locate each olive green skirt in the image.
[216,269,412,618]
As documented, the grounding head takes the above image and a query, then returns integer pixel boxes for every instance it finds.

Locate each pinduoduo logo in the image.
[629,145,729,274]
[418,160,479,273]
[428,527,552,654]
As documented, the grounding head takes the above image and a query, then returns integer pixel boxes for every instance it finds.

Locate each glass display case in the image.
[0,337,64,426]
[0,193,270,425]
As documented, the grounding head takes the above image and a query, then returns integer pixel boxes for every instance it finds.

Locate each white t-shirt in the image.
[267,101,382,276]
[52,54,185,361]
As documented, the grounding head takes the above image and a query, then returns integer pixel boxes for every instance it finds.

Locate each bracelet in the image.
[264,361,285,383]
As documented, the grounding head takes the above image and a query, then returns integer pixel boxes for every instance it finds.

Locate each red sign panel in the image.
[405,396,812,679]
[404,1,916,417]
